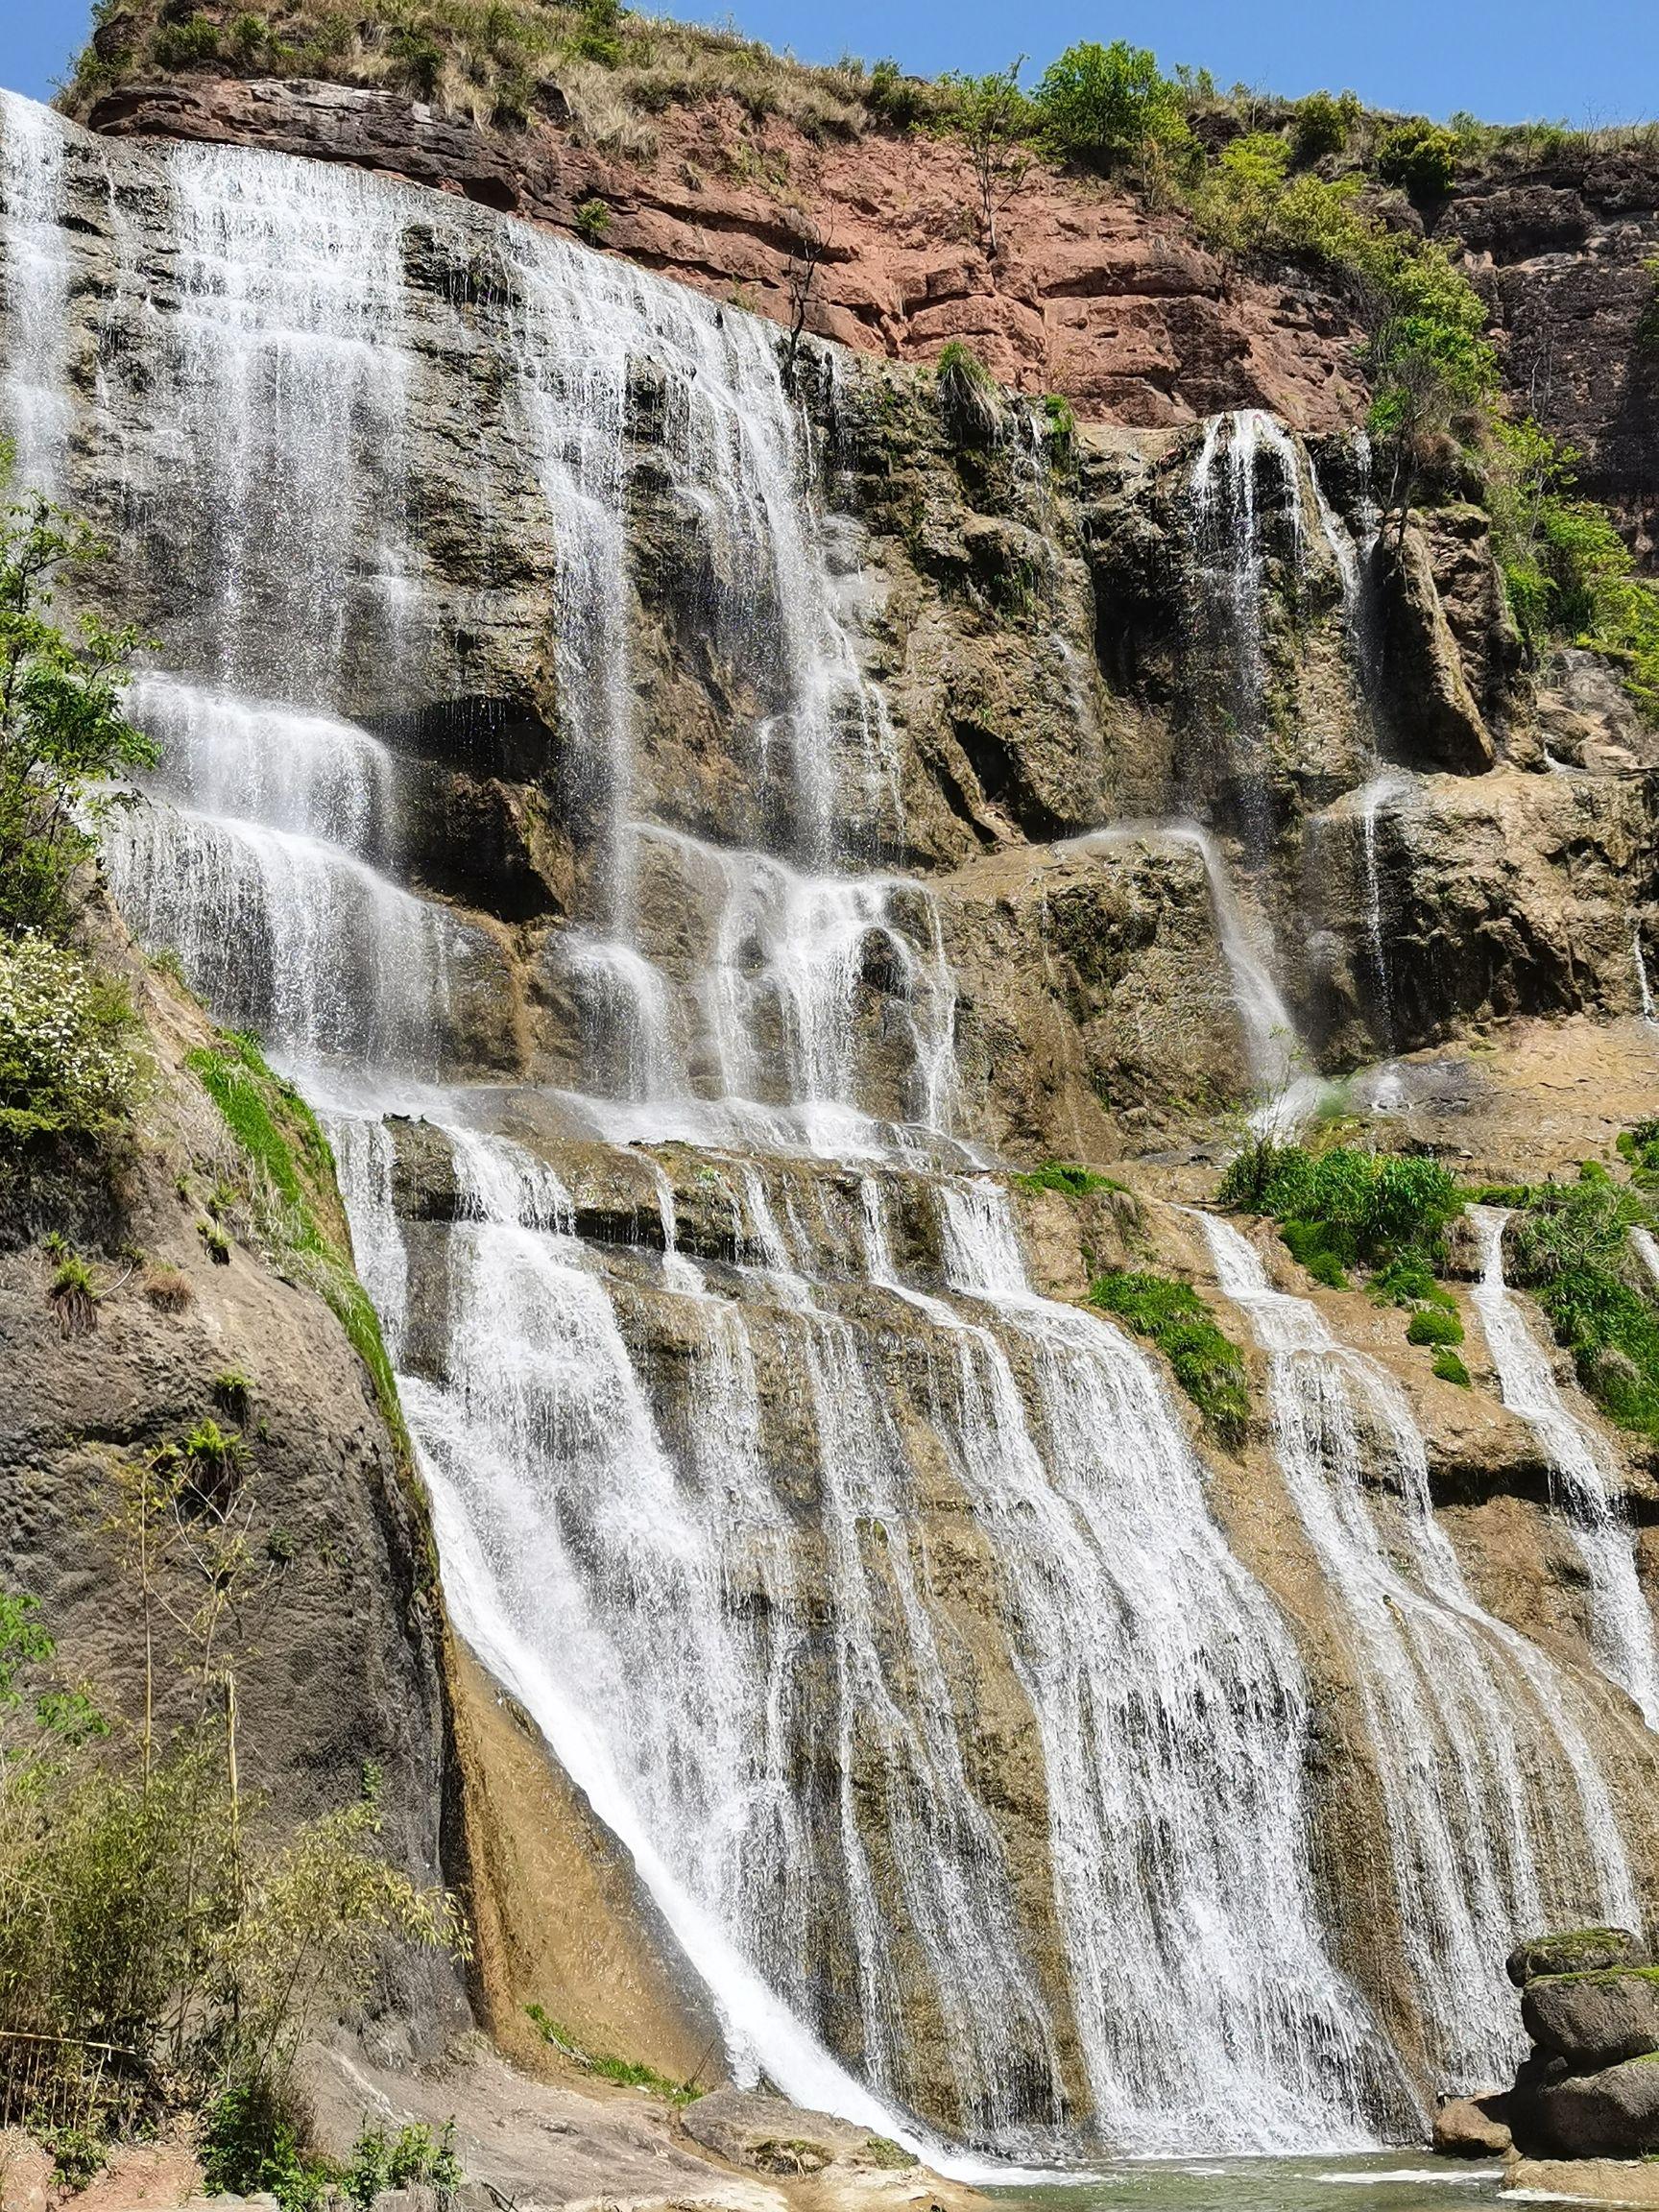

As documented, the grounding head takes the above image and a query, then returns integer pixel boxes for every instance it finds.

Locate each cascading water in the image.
[1189,411,1306,850]
[1469,1207,1659,1726]
[9,86,1654,2162]
[913,1178,1407,2147]
[1201,1214,1638,2087]
[0,88,74,496]
[1076,820,1322,1129]
[1350,771,1416,1060]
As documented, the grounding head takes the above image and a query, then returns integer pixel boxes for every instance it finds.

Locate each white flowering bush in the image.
[0,930,136,1147]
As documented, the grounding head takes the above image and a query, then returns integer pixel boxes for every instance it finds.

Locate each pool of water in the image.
[990,2152,1521,2212]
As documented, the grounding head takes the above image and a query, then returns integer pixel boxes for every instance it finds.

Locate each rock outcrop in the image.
[82,74,1370,433]
[1502,1935,1659,2158]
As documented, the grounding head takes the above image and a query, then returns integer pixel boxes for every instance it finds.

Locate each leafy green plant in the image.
[201,2080,335,2212]
[1503,1176,1659,1438]
[0,932,139,1160]
[1219,1141,1461,1281]
[1432,1348,1472,1387]
[46,1250,99,1340]
[187,1034,410,1465]
[212,1368,255,1423]
[0,1580,467,2178]
[573,195,611,245]
[198,1218,231,1262]
[1406,1305,1464,1348]
[1375,118,1458,198]
[341,2119,463,2209]
[936,60,1032,260]
[1290,88,1358,163]
[1034,39,1190,180]
[1088,1269,1250,1445]
[386,21,445,95]
[152,14,221,64]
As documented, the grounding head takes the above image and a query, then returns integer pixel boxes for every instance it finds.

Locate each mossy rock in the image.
[1508,1927,1647,1987]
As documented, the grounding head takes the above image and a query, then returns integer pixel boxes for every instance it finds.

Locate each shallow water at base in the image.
[991,2152,1513,2212]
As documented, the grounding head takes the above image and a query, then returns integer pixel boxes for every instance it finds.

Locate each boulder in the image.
[1508,1929,1648,1987]
[1433,2094,1514,2156]
[1532,2056,1659,2157]
[681,2088,920,2178]
[1524,1970,1659,2070]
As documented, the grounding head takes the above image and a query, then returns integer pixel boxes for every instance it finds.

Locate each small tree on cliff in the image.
[939,59,1031,264]
[0,445,154,940]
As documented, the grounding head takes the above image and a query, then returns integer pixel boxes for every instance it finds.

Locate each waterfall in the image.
[911,1178,1405,2149]
[12,86,1653,2159]
[1078,819,1323,1129]
[1633,1226,1659,1296]
[1469,1207,1659,1726]
[0,89,74,496]
[1201,1214,1637,2088]
[1351,771,1415,1058]
[1190,412,1305,812]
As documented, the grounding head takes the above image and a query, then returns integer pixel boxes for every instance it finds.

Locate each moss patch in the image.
[1013,1161,1129,1198]
[1088,1269,1249,1447]
[187,1033,410,1465]
[525,2004,703,2104]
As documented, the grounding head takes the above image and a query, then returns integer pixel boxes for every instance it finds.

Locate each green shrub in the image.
[1219,1141,1460,1276]
[1375,118,1458,197]
[1619,1119,1659,1186]
[1033,39,1190,174]
[1368,1257,1456,1310]
[1088,1269,1250,1445]
[1407,1305,1464,1347]
[387,21,445,95]
[152,15,221,64]
[1278,1217,1351,1290]
[0,1587,467,2175]
[202,2083,335,2212]
[0,457,154,939]
[342,2119,462,2210]
[1040,392,1076,455]
[1290,88,1358,163]
[573,195,611,244]
[1505,1177,1659,1438]
[865,56,932,130]
[1431,1348,1472,1387]
[0,934,139,1156]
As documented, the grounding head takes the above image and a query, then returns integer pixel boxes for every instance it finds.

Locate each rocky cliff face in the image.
[1439,153,1659,561]
[75,70,1659,579]
[7,75,1659,2175]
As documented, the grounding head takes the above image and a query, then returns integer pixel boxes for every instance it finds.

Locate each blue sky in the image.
[4,0,1655,123]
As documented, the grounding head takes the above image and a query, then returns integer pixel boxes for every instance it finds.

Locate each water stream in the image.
[1201,1214,1636,2087]
[1468,1206,1659,1726]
